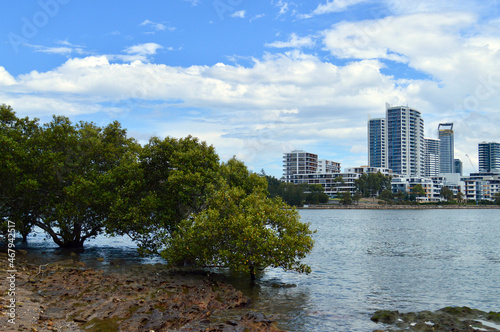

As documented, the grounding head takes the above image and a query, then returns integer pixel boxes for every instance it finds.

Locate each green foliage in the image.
[411,184,426,197]
[440,186,454,201]
[338,191,352,205]
[355,172,392,198]
[493,193,500,205]
[2,105,316,279]
[304,184,329,205]
[265,175,331,206]
[108,135,221,255]
[1,106,139,247]
[379,189,394,201]
[0,104,42,240]
[265,175,307,206]
[162,160,315,280]
[352,191,362,205]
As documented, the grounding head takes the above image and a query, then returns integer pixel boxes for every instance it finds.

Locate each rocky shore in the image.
[371,307,500,331]
[0,252,282,332]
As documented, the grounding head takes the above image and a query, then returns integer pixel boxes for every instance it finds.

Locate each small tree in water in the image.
[161,158,315,281]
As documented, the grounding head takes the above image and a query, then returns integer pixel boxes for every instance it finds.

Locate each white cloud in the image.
[231,10,246,19]
[299,0,369,19]
[272,0,293,18]
[125,43,163,55]
[0,67,16,86]
[115,43,163,62]
[25,40,88,57]
[4,7,500,176]
[140,19,175,32]
[265,33,315,48]
[250,14,265,22]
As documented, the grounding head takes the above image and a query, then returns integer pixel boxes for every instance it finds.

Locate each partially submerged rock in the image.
[371,306,500,331]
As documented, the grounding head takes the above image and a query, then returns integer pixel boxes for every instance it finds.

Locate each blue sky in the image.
[2,0,500,177]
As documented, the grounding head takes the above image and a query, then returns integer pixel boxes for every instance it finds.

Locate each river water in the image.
[18,209,500,331]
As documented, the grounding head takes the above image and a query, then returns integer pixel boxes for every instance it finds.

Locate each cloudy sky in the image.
[1,0,500,177]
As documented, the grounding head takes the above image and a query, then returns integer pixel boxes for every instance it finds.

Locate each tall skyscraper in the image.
[478,142,500,173]
[368,118,387,168]
[424,138,440,177]
[386,104,425,177]
[438,123,454,173]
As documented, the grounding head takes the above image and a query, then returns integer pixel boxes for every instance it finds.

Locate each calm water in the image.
[18,209,500,331]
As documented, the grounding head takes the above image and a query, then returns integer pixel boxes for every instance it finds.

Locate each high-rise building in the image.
[438,123,454,173]
[283,150,318,180]
[386,104,425,177]
[478,142,500,173]
[424,138,440,177]
[368,118,387,168]
[454,159,463,176]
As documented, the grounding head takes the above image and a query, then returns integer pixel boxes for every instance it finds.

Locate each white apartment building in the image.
[317,159,341,174]
[424,138,440,177]
[462,172,500,201]
[344,166,393,176]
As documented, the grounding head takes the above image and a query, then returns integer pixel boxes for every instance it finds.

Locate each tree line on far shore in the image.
[263,170,500,207]
[0,104,314,280]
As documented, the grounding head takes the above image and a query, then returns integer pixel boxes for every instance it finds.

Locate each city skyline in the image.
[1,1,500,178]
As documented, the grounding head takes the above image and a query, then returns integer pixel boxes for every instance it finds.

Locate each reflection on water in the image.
[16,229,165,270]
[15,209,500,331]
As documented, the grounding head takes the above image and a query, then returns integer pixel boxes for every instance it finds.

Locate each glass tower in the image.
[368,118,387,168]
[478,142,500,173]
[438,123,454,173]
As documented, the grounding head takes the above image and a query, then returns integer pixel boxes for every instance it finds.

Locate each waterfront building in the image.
[390,177,439,202]
[285,172,359,197]
[462,172,500,201]
[424,138,440,177]
[368,118,387,168]
[283,150,342,196]
[317,159,341,174]
[344,166,393,177]
[438,123,454,173]
[283,150,318,181]
[386,104,425,177]
[478,142,500,173]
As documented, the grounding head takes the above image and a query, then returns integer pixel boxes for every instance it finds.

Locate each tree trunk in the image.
[249,265,256,281]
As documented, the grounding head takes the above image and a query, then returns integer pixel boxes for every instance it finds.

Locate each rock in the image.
[45,307,66,320]
[73,317,87,323]
[371,310,399,324]
[371,307,500,331]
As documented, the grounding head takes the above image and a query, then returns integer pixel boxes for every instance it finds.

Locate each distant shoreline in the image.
[300,204,500,210]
